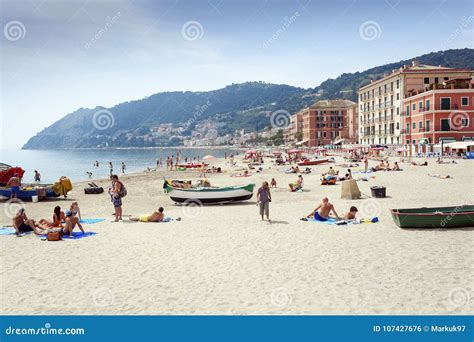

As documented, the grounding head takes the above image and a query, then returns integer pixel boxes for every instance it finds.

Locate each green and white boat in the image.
[166,183,255,204]
[390,205,474,228]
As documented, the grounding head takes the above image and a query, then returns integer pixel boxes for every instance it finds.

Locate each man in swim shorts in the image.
[12,208,45,236]
[129,207,165,222]
[307,197,341,221]
[6,174,21,202]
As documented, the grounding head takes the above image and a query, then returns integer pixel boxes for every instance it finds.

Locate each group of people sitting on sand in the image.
[12,201,85,237]
[371,160,401,171]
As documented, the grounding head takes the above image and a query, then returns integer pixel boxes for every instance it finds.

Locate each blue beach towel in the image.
[304,217,378,225]
[0,228,17,235]
[39,231,97,240]
[79,218,105,224]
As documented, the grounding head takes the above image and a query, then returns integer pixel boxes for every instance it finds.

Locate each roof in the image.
[359,63,473,91]
[309,99,356,109]
[444,141,474,149]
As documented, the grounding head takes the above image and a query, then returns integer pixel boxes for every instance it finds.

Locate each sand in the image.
[0,155,473,315]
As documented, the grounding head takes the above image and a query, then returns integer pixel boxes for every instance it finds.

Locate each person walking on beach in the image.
[109,162,113,176]
[121,162,126,175]
[109,175,125,222]
[257,181,272,222]
[34,170,41,182]
[6,174,21,202]
[364,155,368,172]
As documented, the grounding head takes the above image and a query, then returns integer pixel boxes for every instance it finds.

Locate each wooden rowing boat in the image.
[166,183,255,204]
[297,159,331,166]
[390,205,474,228]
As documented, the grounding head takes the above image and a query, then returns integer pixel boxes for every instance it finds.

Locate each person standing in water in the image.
[109,162,113,176]
[34,170,41,182]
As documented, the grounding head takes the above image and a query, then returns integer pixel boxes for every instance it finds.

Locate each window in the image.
[406,140,410,144]
[440,119,450,131]
[434,77,439,83]
[412,140,416,144]
[426,120,430,131]
[397,107,400,115]
[440,98,451,110]
[444,77,449,81]
[424,77,429,84]
[412,103,416,111]
[419,101,423,110]
[396,122,399,130]
[461,118,469,127]
[426,99,430,110]
[406,124,410,133]
[406,105,410,115]
[461,97,469,106]
[396,93,399,100]
[396,80,400,89]
[418,121,422,128]
[412,122,416,129]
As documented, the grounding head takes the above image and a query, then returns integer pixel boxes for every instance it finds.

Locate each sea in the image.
[0,148,239,183]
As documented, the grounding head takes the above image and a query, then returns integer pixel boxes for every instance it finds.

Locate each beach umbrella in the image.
[202,155,216,161]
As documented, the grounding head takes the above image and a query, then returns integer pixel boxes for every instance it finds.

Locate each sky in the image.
[1,0,473,149]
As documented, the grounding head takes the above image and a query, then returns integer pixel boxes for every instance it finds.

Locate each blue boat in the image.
[0,184,60,201]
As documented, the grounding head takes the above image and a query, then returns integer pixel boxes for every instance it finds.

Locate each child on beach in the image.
[270,178,277,187]
[70,201,82,221]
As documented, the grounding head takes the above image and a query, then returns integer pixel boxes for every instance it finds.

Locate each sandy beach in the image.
[0,155,472,315]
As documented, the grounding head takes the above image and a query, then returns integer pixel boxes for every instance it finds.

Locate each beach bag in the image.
[47,231,62,241]
[84,186,104,194]
[117,181,127,198]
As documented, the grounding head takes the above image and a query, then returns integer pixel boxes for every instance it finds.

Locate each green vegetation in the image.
[22,49,474,149]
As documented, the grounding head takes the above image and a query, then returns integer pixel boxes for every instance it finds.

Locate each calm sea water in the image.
[0,148,237,183]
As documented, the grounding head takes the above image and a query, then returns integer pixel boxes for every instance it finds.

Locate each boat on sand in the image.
[390,205,474,228]
[165,182,255,204]
[298,158,333,166]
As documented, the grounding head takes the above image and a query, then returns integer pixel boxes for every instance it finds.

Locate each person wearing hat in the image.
[63,210,85,236]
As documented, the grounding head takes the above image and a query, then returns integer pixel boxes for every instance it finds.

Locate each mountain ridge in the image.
[23,48,474,149]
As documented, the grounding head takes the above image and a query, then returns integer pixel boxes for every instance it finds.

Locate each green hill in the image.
[23,48,473,149]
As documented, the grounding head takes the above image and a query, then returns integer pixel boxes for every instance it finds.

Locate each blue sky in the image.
[1,0,473,148]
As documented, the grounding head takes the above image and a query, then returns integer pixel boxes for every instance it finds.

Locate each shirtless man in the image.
[12,208,45,236]
[6,174,21,202]
[129,207,165,222]
[62,210,85,236]
[307,197,341,221]
[344,206,358,220]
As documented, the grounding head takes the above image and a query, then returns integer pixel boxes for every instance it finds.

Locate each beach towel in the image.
[0,228,17,235]
[153,217,175,223]
[40,232,97,240]
[303,217,378,225]
[79,218,105,224]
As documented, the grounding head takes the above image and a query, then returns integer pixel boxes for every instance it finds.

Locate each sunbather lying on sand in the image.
[129,207,181,222]
[344,206,358,220]
[411,161,428,166]
[129,207,166,222]
[429,173,452,179]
